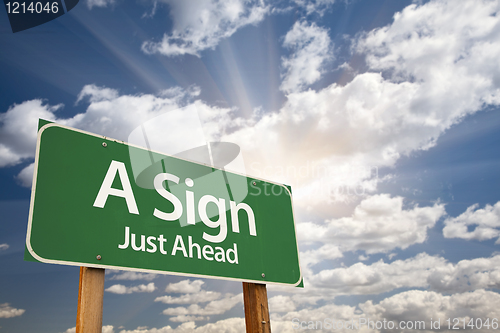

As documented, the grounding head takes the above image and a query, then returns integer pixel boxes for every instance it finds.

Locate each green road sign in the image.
[26,121,302,286]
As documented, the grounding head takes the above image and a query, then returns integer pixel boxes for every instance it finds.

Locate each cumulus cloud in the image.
[118,318,245,333]
[156,280,238,321]
[85,0,115,10]
[357,0,500,103]
[105,282,156,294]
[15,162,34,188]
[427,255,500,293]
[169,315,209,323]
[292,0,336,16]
[0,100,60,167]
[298,194,445,254]
[354,0,500,133]
[306,253,500,297]
[308,253,444,295]
[223,0,500,208]
[76,84,119,103]
[0,87,160,169]
[155,291,221,304]
[63,325,114,333]
[0,244,9,251]
[165,279,205,294]
[299,243,343,277]
[64,325,115,333]
[162,293,243,321]
[280,21,332,93]
[272,289,500,333]
[63,84,221,143]
[108,271,158,281]
[443,201,500,243]
[141,0,268,57]
[0,303,25,318]
[0,84,232,187]
[360,289,500,333]
[268,295,296,313]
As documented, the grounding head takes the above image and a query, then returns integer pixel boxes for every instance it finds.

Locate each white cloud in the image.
[306,253,500,297]
[108,271,158,281]
[357,0,500,104]
[308,253,444,295]
[116,323,195,333]
[280,21,332,93]
[0,85,232,187]
[0,244,9,251]
[223,0,500,208]
[15,162,34,188]
[358,254,369,261]
[63,85,207,142]
[354,0,500,130]
[155,291,221,304]
[63,325,114,333]
[298,194,445,254]
[0,303,25,318]
[427,255,500,293]
[443,201,500,243]
[157,280,231,319]
[299,243,343,278]
[76,84,119,103]
[105,282,156,294]
[162,293,242,318]
[268,295,296,313]
[360,289,500,333]
[85,0,115,10]
[189,318,246,333]
[0,100,60,167]
[141,0,268,57]
[292,0,336,16]
[118,318,245,333]
[272,289,500,333]
[165,280,205,294]
[169,315,208,323]
[271,303,366,333]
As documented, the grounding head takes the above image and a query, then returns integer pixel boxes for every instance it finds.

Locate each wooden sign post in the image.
[76,267,105,333]
[243,282,271,333]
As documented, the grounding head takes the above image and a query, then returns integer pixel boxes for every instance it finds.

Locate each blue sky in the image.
[1,0,500,332]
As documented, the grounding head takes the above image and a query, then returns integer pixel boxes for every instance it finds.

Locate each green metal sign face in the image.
[26,122,302,286]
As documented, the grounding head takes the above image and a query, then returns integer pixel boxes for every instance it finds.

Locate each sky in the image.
[1,0,500,332]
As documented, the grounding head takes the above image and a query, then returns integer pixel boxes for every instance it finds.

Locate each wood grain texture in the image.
[76,267,105,333]
[243,282,271,333]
